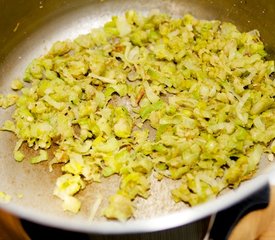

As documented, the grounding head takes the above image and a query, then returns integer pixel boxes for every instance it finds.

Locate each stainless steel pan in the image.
[0,0,275,235]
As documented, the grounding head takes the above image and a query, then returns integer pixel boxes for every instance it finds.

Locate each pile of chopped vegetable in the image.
[1,11,275,221]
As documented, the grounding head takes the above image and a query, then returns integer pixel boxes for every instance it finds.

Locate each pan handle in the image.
[209,184,270,240]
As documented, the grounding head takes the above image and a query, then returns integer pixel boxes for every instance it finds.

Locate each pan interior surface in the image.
[0,0,274,233]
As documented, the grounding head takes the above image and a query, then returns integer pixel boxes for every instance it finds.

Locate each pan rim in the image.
[0,173,271,234]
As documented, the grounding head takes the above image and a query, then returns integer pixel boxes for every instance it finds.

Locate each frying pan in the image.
[0,0,275,236]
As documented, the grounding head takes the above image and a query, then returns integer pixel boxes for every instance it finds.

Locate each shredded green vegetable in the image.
[0,192,12,203]
[1,11,275,221]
